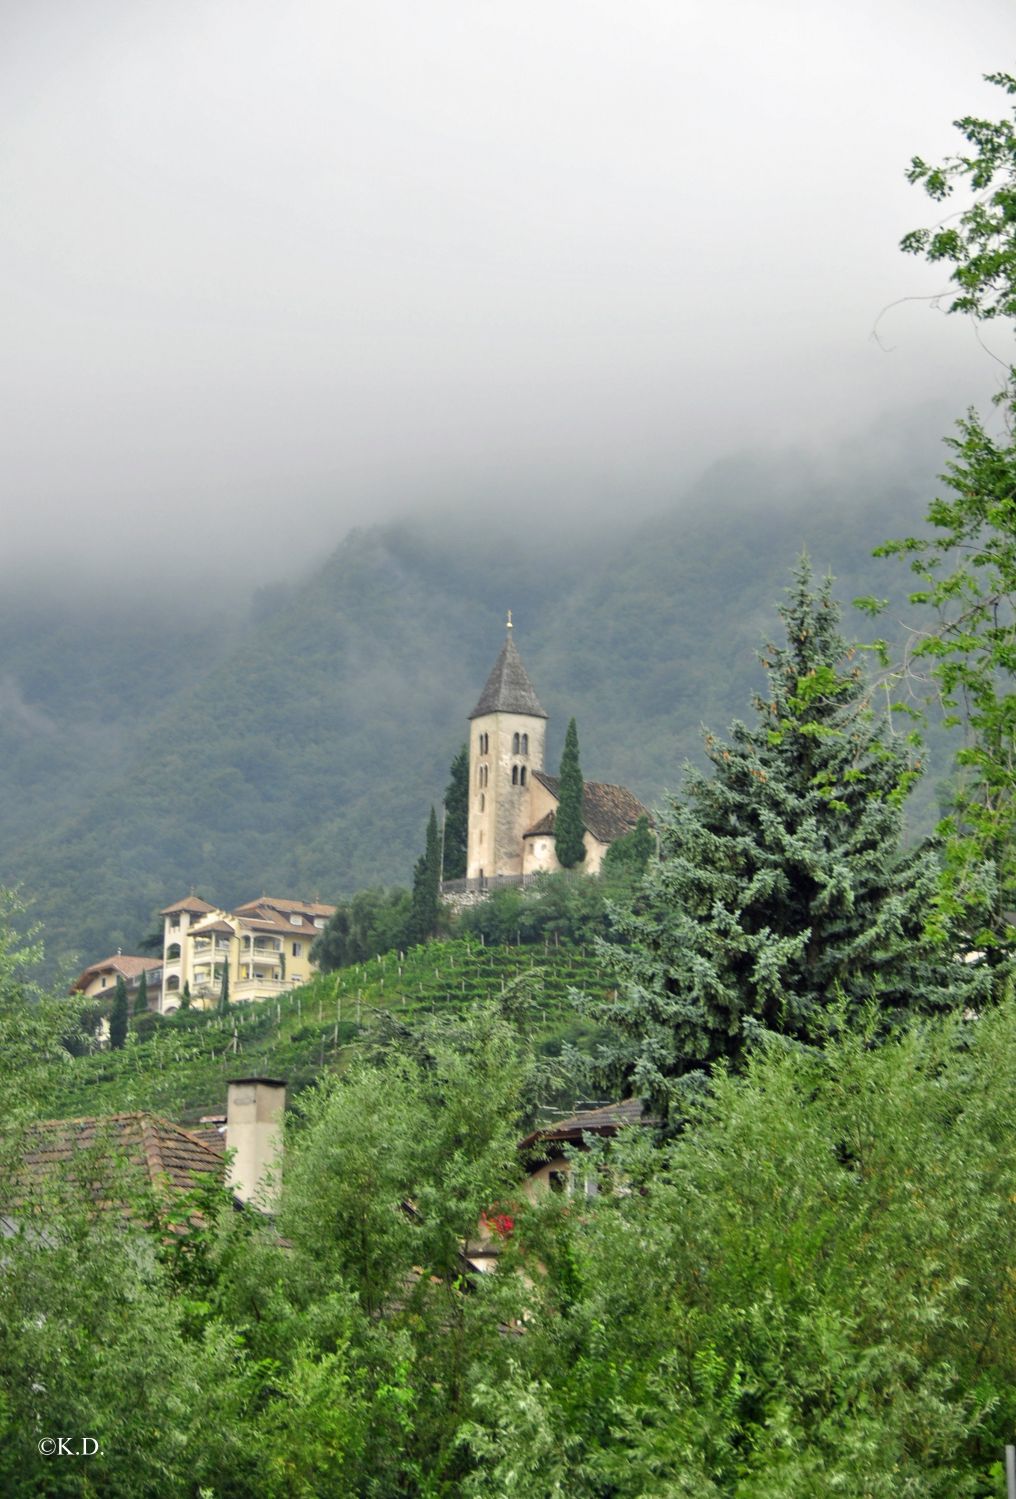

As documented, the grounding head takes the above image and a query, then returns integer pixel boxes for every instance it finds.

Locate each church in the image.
[465,618,649,883]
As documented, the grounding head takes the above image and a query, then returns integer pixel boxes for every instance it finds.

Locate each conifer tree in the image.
[180,981,191,1010]
[109,975,129,1050]
[592,558,969,1121]
[217,964,230,1014]
[408,807,441,945]
[555,718,585,868]
[442,744,469,881]
[134,970,148,1018]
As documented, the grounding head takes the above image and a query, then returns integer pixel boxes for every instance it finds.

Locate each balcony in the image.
[232,977,295,1002]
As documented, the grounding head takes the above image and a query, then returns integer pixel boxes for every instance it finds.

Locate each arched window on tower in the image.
[512,765,519,785]
[479,793,485,811]
[512,732,520,753]
[521,733,529,755]
[520,766,527,786]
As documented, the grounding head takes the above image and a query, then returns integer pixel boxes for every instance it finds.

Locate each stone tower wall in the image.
[467,710,546,879]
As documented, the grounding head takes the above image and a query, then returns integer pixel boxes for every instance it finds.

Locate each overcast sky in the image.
[1,0,1013,588]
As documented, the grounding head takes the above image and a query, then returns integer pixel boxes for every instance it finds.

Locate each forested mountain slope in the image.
[2,428,946,975]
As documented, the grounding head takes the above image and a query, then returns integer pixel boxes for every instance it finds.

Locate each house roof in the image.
[527,772,650,844]
[518,1098,654,1151]
[469,636,548,721]
[70,955,163,992]
[161,895,216,916]
[10,1114,225,1209]
[233,896,335,919]
[190,920,235,937]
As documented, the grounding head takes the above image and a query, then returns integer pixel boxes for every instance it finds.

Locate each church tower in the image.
[467,616,548,880]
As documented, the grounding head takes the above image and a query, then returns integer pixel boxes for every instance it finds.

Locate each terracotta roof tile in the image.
[528,773,650,843]
[9,1114,225,1211]
[70,955,163,992]
[519,1098,655,1151]
[160,895,217,916]
[233,896,335,919]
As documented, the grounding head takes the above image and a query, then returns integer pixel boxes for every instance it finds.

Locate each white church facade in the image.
[465,621,648,883]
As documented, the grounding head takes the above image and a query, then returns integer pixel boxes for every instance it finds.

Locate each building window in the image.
[511,765,519,785]
[549,1169,568,1194]
[478,731,489,755]
[169,916,180,930]
[166,974,180,992]
[292,942,302,957]
[521,733,529,754]
[520,766,527,786]
[512,732,520,753]
[479,793,485,811]
[290,914,303,926]
[166,943,181,961]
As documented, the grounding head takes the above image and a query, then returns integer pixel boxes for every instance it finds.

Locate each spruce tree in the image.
[442,744,469,881]
[109,975,129,1050]
[134,970,148,1018]
[408,807,441,945]
[592,557,968,1120]
[555,718,586,868]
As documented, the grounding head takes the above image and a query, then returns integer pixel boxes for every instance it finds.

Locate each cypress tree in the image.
[555,718,586,868]
[180,981,192,1010]
[217,963,230,1014]
[592,556,970,1121]
[442,744,469,881]
[408,807,441,944]
[134,969,148,1018]
[109,975,129,1050]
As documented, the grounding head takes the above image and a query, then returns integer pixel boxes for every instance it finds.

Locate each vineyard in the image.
[41,937,613,1125]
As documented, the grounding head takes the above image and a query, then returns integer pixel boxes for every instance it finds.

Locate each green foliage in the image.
[901,72,1016,323]
[0,890,76,1121]
[443,743,469,881]
[180,980,192,1010]
[461,1003,1016,1495]
[601,813,655,886]
[592,558,967,1120]
[109,974,129,1051]
[555,718,586,868]
[408,806,441,945]
[133,968,148,1018]
[869,76,1016,973]
[312,885,412,970]
[460,871,612,949]
[216,962,230,1015]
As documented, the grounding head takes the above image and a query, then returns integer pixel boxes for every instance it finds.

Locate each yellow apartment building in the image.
[159,894,335,1012]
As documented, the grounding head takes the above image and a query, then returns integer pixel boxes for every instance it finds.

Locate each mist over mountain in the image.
[2,419,951,978]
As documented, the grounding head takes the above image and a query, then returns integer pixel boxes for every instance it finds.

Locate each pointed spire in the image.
[469,620,548,720]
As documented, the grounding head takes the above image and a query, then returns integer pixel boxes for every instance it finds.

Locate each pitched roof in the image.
[70,955,163,992]
[527,772,650,844]
[469,636,548,720]
[233,896,335,919]
[518,1098,655,1151]
[190,920,236,936]
[160,895,216,916]
[10,1114,225,1209]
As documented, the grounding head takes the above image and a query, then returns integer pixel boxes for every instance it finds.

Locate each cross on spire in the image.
[506,609,513,636]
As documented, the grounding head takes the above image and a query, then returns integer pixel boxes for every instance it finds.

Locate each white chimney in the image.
[225,1077,286,1211]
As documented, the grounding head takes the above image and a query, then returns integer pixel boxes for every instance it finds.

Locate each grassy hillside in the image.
[3,425,949,976]
[40,938,610,1125]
